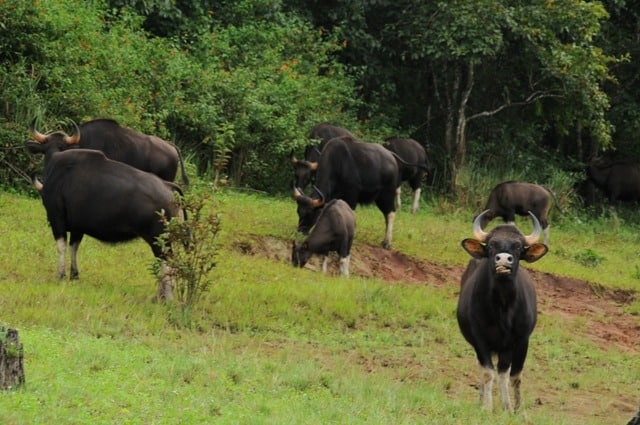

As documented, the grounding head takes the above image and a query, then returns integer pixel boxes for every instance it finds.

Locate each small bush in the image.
[573,248,605,268]
[153,189,220,326]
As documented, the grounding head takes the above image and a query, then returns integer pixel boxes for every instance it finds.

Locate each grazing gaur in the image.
[383,137,429,213]
[291,199,355,276]
[586,159,640,205]
[457,210,548,412]
[29,118,189,185]
[290,123,356,189]
[292,136,399,249]
[25,122,185,300]
[478,181,559,244]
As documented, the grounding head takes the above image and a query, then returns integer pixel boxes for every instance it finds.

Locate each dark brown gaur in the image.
[29,118,188,185]
[478,181,560,244]
[292,136,399,249]
[383,137,429,214]
[25,133,185,301]
[586,159,640,205]
[291,199,355,276]
[457,210,548,413]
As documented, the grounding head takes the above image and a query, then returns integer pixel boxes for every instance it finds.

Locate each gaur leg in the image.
[498,369,513,412]
[55,237,67,279]
[509,340,531,411]
[338,255,350,276]
[408,175,422,214]
[479,365,495,410]
[395,186,402,210]
[158,261,174,301]
[338,238,353,277]
[503,212,516,225]
[69,233,84,280]
[411,187,421,214]
[382,211,395,249]
[510,372,522,411]
[474,347,495,410]
[145,237,174,301]
[497,351,515,412]
[376,193,397,249]
[321,256,329,274]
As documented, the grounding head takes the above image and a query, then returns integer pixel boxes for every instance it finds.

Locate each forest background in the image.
[1,0,639,206]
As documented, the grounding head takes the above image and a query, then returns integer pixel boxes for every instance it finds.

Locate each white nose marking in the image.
[495,253,513,267]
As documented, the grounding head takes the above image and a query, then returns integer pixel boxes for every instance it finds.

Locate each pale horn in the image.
[29,117,47,143]
[472,209,490,242]
[524,211,543,246]
[64,120,81,145]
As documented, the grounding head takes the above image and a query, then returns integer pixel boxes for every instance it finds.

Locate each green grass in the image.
[0,189,638,424]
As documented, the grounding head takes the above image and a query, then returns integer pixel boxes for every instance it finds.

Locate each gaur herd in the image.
[21,119,634,414]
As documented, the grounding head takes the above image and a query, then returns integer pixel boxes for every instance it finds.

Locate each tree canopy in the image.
[1,0,637,199]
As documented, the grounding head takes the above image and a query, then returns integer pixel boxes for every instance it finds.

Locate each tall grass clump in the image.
[449,155,584,218]
[153,189,220,327]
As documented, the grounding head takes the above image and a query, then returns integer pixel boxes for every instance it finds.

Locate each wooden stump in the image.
[0,328,25,390]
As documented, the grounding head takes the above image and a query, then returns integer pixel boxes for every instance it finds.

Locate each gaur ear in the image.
[523,243,548,263]
[461,238,486,259]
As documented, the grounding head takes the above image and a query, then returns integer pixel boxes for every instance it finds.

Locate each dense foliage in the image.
[0,0,358,193]
[1,0,638,202]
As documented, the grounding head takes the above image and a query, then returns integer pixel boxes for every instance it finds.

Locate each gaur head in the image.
[24,118,81,158]
[291,240,312,268]
[461,210,548,280]
[290,151,318,189]
[292,186,324,234]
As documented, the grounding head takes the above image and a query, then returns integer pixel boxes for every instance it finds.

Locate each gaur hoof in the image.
[382,241,391,250]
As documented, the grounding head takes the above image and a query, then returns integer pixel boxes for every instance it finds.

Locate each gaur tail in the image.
[389,151,429,170]
[167,182,192,251]
[544,186,564,215]
[173,143,190,187]
[169,183,188,222]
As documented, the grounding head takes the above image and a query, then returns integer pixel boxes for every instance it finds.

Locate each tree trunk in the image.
[445,61,475,194]
[0,328,25,390]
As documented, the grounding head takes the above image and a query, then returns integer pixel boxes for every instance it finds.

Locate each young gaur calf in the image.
[291,199,355,276]
[457,210,548,412]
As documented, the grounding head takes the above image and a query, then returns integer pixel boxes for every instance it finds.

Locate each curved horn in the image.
[292,185,304,200]
[29,117,47,143]
[64,120,81,145]
[290,150,299,165]
[311,197,325,208]
[32,176,43,192]
[310,185,325,208]
[472,210,490,242]
[312,185,325,202]
[524,211,543,246]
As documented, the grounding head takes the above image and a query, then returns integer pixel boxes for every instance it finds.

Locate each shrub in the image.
[153,189,220,327]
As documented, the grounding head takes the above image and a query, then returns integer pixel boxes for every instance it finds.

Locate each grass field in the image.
[0,187,638,424]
